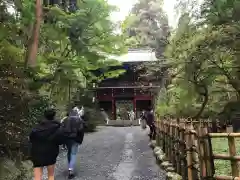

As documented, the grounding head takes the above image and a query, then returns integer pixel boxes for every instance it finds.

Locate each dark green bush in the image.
[84,107,105,132]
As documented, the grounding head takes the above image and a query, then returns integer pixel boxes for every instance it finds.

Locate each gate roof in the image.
[111,49,158,63]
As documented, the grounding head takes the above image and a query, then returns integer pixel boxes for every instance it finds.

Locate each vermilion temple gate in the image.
[97,86,154,120]
[94,49,162,122]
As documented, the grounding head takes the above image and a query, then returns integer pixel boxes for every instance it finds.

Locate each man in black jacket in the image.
[29,108,61,180]
[62,107,85,179]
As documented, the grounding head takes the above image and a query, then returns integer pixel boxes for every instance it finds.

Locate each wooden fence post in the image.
[180,122,187,178]
[162,121,165,152]
[169,122,173,163]
[168,121,171,159]
[156,120,160,146]
[176,118,181,175]
[226,126,239,177]
[185,123,194,180]
[166,121,170,160]
[160,120,164,148]
[202,127,214,179]
[172,121,177,169]
[197,125,207,178]
[216,119,220,133]
[164,121,167,154]
[190,122,200,180]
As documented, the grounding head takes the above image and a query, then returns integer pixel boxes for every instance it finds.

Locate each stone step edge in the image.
[149,142,183,180]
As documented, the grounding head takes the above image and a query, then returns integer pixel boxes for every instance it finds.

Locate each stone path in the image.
[43,126,166,180]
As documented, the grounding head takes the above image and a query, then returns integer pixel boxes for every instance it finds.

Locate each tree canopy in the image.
[122,0,240,123]
[3,0,240,160]
[0,0,126,158]
[156,0,240,122]
[121,0,170,84]
[122,0,169,56]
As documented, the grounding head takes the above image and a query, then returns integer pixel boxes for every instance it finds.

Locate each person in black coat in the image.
[145,108,156,140]
[29,108,61,180]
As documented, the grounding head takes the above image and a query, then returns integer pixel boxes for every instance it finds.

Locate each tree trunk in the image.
[25,0,42,68]
[193,86,209,120]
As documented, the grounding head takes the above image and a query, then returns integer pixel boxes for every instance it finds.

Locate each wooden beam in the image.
[93,85,161,89]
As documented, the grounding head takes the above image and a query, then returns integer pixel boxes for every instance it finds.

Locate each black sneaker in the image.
[68,170,74,179]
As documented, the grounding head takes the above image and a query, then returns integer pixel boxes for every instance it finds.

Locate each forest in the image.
[122,0,240,123]
[0,0,126,161]
[1,0,240,178]
[121,0,240,176]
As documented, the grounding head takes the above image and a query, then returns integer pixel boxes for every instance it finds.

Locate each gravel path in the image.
[44,126,166,180]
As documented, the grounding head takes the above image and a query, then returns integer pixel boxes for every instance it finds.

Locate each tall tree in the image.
[121,0,170,88]
[25,0,42,67]
[156,0,240,120]
[0,0,126,158]
[122,0,169,57]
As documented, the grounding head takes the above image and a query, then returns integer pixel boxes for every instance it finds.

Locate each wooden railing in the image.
[155,119,240,180]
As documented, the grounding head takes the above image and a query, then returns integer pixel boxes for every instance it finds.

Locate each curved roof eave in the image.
[109,49,158,62]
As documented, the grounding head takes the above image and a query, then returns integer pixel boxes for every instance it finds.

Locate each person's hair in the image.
[72,104,77,109]
[44,108,56,120]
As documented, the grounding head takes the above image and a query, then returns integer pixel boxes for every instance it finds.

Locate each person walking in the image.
[60,112,69,150]
[62,107,85,179]
[100,108,109,124]
[129,110,135,126]
[29,108,62,180]
[140,110,147,129]
[145,108,156,140]
[79,106,84,118]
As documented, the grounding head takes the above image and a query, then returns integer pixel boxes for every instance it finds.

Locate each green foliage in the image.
[84,107,105,132]
[26,95,52,126]
[0,0,126,159]
[121,0,170,84]
[212,138,240,176]
[122,0,169,51]
[156,0,240,120]
[70,89,105,132]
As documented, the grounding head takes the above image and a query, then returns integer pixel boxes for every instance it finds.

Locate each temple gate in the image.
[94,49,162,124]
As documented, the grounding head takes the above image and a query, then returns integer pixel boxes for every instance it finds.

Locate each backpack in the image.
[60,116,84,143]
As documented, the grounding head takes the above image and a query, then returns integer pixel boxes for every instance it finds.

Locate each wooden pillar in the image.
[112,99,115,120]
[133,98,136,118]
[133,88,137,118]
[111,88,115,120]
